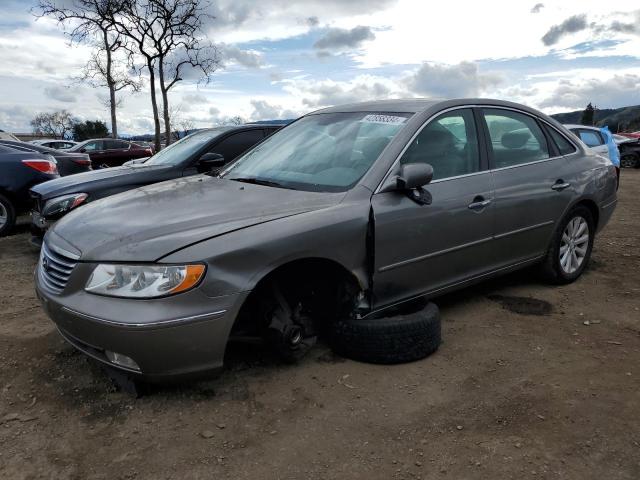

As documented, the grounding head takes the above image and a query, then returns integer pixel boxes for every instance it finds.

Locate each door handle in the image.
[551,181,571,191]
[468,196,492,211]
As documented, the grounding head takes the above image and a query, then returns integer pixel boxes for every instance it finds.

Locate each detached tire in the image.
[0,193,16,237]
[330,303,441,364]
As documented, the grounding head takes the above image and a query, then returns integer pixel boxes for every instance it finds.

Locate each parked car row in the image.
[30,99,617,383]
[29,124,281,243]
[0,140,92,176]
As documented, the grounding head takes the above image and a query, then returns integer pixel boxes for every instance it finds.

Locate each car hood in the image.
[30,164,171,199]
[49,175,345,262]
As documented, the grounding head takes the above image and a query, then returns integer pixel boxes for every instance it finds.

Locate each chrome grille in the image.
[39,243,77,294]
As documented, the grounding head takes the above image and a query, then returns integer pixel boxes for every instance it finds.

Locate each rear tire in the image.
[0,194,16,237]
[620,153,639,169]
[330,303,441,364]
[538,205,594,284]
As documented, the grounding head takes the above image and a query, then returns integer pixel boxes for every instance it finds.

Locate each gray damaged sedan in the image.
[35,99,618,381]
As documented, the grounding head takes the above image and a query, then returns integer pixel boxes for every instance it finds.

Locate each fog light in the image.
[105,351,140,371]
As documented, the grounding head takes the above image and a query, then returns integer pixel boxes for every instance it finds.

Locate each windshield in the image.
[221,112,412,192]
[144,127,233,166]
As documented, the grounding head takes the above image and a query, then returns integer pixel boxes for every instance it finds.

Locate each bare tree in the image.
[221,115,245,126]
[36,0,137,138]
[30,111,76,139]
[78,47,142,129]
[168,103,195,141]
[115,0,220,149]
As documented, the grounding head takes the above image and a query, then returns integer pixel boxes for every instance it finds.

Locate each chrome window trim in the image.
[374,103,581,193]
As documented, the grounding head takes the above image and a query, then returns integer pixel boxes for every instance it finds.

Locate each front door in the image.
[372,108,495,308]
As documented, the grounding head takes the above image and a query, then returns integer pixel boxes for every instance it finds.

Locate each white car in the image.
[564,124,614,161]
[0,131,19,141]
[30,139,78,150]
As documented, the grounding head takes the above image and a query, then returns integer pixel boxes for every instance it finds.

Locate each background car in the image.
[617,131,640,140]
[564,124,613,160]
[0,144,58,236]
[30,139,78,150]
[613,134,640,168]
[0,140,91,176]
[29,124,281,243]
[67,138,154,168]
[0,130,19,141]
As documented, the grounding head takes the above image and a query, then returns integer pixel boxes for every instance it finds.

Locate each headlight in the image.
[85,264,206,298]
[42,193,88,217]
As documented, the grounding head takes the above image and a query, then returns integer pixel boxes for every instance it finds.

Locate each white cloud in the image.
[249,99,300,120]
[44,85,77,103]
[406,62,503,98]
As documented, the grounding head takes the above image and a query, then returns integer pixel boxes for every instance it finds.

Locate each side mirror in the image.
[79,148,86,153]
[396,163,433,190]
[198,152,225,171]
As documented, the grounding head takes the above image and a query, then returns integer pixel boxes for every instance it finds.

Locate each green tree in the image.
[580,103,595,126]
[73,120,110,141]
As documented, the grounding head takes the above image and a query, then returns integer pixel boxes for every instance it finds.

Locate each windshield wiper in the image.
[229,177,286,188]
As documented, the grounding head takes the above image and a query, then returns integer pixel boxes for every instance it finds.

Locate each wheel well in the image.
[574,199,599,230]
[232,258,363,335]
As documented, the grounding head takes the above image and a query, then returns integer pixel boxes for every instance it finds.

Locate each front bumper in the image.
[35,262,249,382]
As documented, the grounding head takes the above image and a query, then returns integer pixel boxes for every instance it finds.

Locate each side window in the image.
[400,109,479,181]
[83,141,102,151]
[105,140,129,150]
[210,130,264,161]
[483,109,550,168]
[577,129,604,147]
[548,127,577,155]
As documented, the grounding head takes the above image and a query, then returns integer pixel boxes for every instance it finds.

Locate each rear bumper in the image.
[35,268,249,382]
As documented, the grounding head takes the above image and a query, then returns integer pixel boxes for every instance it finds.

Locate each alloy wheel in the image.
[620,154,638,168]
[0,202,7,228]
[559,216,589,274]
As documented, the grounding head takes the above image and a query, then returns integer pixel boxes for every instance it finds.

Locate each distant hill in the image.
[551,105,640,132]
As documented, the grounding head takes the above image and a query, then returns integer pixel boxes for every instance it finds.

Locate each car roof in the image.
[563,124,601,131]
[311,98,559,117]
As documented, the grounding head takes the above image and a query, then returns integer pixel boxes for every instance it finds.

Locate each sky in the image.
[1,0,640,135]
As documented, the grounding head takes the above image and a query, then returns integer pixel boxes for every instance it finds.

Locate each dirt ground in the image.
[1,171,639,480]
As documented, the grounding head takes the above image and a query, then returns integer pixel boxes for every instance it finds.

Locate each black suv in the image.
[29,124,281,243]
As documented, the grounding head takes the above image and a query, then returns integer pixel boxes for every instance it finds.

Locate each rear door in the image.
[103,140,132,167]
[483,107,574,267]
[372,108,496,307]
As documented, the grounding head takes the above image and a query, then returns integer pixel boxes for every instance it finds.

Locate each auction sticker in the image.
[361,114,407,125]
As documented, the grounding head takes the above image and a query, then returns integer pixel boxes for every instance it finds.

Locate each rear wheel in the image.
[538,205,594,284]
[0,194,16,237]
[620,153,639,169]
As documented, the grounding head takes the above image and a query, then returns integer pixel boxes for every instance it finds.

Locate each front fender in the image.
[161,200,372,297]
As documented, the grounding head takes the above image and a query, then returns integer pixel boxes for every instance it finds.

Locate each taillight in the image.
[22,159,58,175]
[71,158,92,166]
